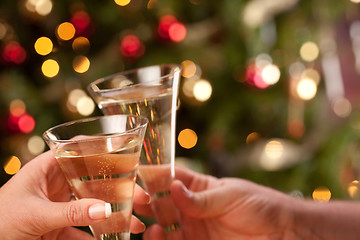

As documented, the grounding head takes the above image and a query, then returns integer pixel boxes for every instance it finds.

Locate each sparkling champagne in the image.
[55,135,141,240]
[97,85,182,236]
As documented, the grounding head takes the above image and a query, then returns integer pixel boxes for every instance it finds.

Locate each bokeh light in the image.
[72,37,90,53]
[158,15,177,40]
[34,37,53,56]
[114,0,131,6]
[301,68,320,85]
[261,64,280,85]
[246,132,260,144]
[296,78,317,100]
[300,41,319,62]
[348,180,359,198]
[312,186,331,202]
[70,11,91,36]
[76,96,95,116]
[41,59,59,78]
[181,60,197,78]
[73,55,90,73]
[18,113,35,133]
[56,22,76,41]
[178,128,198,149]
[9,99,26,117]
[193,79,212,102]
[260,139,284,171]
[25,0,53,16]
[27,135,45,155]
[3,41,27,64]
[4,156,21,175]
[169,22,187,42]
[120,34,145,58]
[332,97,352,118]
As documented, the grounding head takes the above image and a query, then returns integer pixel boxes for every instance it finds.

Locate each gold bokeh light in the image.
[10,99,26,116]
[73,55,90,73]
[72,37,90,53]
[300,41,319,62]
[114,0,131,6]
[178,128,198,149]
[34,37,53,56]
[56,22,76,41]
[4,156,21,175]
[312,186,331,202]
[181,60,197,78]
[41,59,59,78]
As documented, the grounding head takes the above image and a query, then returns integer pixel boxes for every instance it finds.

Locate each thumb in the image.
[171,180,228,218]
[41,198,111,231]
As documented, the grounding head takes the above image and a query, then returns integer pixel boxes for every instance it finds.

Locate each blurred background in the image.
[1,0,360,224]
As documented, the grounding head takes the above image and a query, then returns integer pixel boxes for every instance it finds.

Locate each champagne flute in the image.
[88,64,184,240]
[43,114,148,240]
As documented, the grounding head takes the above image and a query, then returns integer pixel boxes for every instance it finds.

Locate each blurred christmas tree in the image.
[2,0,360,225]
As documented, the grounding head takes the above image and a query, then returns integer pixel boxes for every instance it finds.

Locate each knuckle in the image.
[66,204,85,225]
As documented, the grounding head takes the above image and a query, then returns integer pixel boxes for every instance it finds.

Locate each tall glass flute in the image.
[43,114,148,240]
[88,64,184,240]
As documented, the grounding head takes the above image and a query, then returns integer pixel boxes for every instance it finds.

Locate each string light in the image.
[114,0,131,6]
[181,60,197,78]
[3,41,27,64]
[169,22,187,42]
[246,132,260,144]
[193,79,212,102]
[261,64,280,85]
[312,186,331,202]
[34,37,53,56]
[56,22,75,41]
[76,96,95,116]
[296,77,317,100]
[259,139,285,171]
[348,180,359,198]
[18,113,35,133]
[120,34,145,58]
[4,156,21,175]
[41,59,59,78]
[73,55,90,73]
[178,129,198,149]
[71,11,91,36]
[9,99,26,117]
[72,36,90,53]
[300,41,319,62]
[27,135,45,155]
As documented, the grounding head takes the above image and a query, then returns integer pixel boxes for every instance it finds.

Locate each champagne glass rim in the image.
[42,114,148,144]
[87,63,181,93]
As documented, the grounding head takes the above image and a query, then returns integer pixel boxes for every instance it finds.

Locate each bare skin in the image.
[0,151,150,240]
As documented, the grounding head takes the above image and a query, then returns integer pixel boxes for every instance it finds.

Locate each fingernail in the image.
[181,184,192,198]
[89,203,112,220]
[145,192,151,204]
[140,222,146,232]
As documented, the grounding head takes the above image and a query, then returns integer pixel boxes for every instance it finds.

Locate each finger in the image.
[143,224,165,240]
[130,215,146,234]
[171,180,229,218]
[133,201,154,217]
[56,227,95,240]
[41,198,111,231]
[134,184,151,205]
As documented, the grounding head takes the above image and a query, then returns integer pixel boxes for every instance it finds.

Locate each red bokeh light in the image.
[7,113,35,133]
[120,35,145,58]
[18,114,35,133]
[158,15,178,40]
[71,11,92,36]
[3,41,27,64]
[169,22,187,42]
[245,64,269,89]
